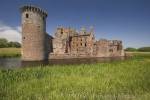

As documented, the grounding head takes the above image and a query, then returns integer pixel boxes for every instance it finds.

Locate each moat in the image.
[0,57,126,69]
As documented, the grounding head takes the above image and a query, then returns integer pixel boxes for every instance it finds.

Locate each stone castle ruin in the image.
[20,5,124,61]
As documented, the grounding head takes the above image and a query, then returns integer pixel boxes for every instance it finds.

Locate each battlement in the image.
[20,5,48,18]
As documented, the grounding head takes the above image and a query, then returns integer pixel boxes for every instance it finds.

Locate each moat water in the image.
[0,57,127,69]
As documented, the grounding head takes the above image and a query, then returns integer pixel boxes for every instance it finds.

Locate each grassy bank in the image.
[0,53,150,100]
[0,48,21,57]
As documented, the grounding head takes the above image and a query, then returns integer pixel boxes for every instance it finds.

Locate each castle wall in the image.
[20,6,124,60]
[46,34,53,57]
[108,40,124,57]
[52,28,69,54]
[21,5,48,61]
[70,34,94,56]
[48,27,125,59]
[93,40,109,57]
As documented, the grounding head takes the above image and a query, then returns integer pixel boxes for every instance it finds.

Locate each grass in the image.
[0,48,21,57]
[0,53,150,100]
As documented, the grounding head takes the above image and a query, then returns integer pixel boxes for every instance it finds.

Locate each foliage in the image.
[0,53,150,100]
[125,47,137,52]
[125,47,150,52]
[138,47,150,52]
[0,38,21,48]
[8,42,21,48]
[0,38,8,48]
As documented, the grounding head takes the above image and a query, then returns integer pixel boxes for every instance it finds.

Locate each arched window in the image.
[109,49,113,52]
[85,43,87,47]
[117,45,121,51]
[26,13,29,18]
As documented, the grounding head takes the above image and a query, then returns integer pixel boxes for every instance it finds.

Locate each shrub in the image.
[138,47,150,52]
[0,38,21,48]
[125,47,137,52]
[0,38,8,48]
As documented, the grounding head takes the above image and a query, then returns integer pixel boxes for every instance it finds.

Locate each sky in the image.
[0,0,150,48]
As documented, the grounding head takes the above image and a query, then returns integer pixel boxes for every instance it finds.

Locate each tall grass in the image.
[0,48,21,57]
[0,53,150,100]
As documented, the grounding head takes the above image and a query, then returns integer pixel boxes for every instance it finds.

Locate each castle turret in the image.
[20,5,48,61]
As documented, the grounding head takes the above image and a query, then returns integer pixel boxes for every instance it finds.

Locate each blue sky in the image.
[0,0,150,48]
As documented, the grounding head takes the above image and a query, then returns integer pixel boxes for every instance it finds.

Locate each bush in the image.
[138,47,150,52]
[125,47,137,52]
[8,42,21,48]
[0,38,8,48]
[0,38,21,48]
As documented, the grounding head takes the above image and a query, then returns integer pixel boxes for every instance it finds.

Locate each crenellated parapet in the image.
[20,5,48,18]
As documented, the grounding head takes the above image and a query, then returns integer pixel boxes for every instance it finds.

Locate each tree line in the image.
[0,38,21,48]
[125,47,150,52]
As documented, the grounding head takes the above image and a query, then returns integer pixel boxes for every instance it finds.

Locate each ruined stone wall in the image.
[46,34,53,55]
[92,39,124,57]
[108,40,124,57]
[52,27,70,54]
[70,34,94,56]
[93,39,109,57]
[52,38,67,54]
[49,27,124,59]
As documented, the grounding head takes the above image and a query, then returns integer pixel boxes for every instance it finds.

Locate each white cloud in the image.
[0,23,21,43]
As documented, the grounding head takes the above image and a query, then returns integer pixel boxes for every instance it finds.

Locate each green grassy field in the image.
[0,48,21,57]
[0,53,150,100]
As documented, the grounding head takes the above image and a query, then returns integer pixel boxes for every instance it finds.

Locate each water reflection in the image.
[0,57,126,69]
[0,58,21,69]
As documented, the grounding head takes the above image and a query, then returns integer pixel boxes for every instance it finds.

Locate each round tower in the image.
[20,5,48,61]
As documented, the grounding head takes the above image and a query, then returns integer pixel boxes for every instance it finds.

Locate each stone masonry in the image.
[49,27,124,59]
[21,5,48,61]
[20,5,124,61]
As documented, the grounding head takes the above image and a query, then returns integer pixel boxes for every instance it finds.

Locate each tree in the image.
[8,41,21,48]
[0,38,8,48]
[0,38,21,48]
[13,42,21,48]
[125,47,137,52]
[138,47,150,52]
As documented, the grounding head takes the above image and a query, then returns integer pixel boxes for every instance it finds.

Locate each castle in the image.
[20,5,124,61]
